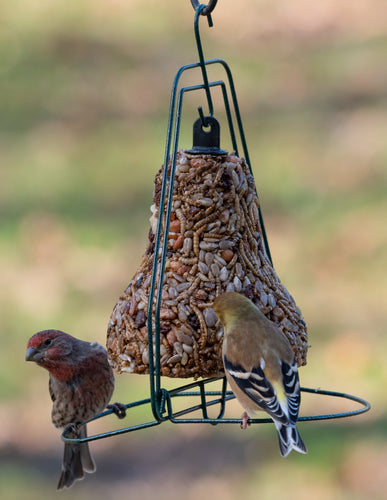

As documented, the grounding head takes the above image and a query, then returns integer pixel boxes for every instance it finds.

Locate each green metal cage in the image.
[62,1,370,446]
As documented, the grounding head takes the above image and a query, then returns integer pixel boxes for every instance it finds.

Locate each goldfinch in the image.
[213,291,307,457]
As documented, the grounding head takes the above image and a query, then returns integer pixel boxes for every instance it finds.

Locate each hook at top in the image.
[190,0,218,16]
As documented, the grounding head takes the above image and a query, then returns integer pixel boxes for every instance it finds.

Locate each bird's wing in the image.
[224,355,290,424]
[280,358,301,425]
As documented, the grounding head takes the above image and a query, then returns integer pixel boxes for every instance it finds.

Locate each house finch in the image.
[26,329,125,489]
[213,292,307,457]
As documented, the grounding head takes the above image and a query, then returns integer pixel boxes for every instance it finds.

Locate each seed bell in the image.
[107,117,308,379]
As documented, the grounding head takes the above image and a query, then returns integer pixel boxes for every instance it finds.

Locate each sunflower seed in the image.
[203,307,218,327]
[199,241,218,251]
[181,352,189,366]
[205,252,214,266]
[215,256,228,269]
[174,342,183,356]
[178,305,187,322]
[233,275,242,292]
[165,300,178,307]
[142,349,149,365]
[176,282,191,292]
[219,239,233,250]
[183,237,193,255]
[160,354,169,366]
[210,263,220,277]
[198,262,209,274]
[268,294,277,309]
[235,262,244,279]
[180,323,194,336]
[176,330,193,345]
[182,344,193,354]
[167,354,182,364]
[168,287,178,299]
[243,276,251,287]
[219,266,229,281]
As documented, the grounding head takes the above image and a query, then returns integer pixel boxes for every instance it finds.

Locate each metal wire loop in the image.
[190,0,218,16]
[193,5,214,117]
[61,384,371,445]
[197,106,209,127]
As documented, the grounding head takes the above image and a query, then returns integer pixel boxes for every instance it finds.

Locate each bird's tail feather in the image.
[57,425,96,489]
[79,425,96,473]
[276,422,307,457]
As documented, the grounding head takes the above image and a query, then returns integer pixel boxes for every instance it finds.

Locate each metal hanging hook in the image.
[193,4,214,117]
[190,0,218,17]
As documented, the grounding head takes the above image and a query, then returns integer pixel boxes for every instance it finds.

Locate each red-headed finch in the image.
[26,329,125,489]
[213,292,307,457]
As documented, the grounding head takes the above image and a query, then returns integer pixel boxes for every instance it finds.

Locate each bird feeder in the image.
[62,0,369,446]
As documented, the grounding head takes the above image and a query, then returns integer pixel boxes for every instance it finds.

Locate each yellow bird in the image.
[213,291,307,457]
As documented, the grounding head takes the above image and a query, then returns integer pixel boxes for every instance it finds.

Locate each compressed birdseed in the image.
[107,150,308,379]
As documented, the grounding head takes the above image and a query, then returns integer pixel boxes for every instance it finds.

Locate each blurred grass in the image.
[1,0,387,498]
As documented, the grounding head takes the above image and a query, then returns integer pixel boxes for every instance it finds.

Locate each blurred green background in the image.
[1,0,386,498]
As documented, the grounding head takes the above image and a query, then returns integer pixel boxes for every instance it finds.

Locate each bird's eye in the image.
[43,338,52,347]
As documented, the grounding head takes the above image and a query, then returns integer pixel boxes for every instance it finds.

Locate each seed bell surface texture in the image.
[107,150,308,379]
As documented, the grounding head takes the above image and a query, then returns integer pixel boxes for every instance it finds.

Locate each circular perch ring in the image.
[61,385,371,444]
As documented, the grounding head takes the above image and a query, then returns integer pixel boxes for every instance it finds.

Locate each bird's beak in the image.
[25,346,41,362]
